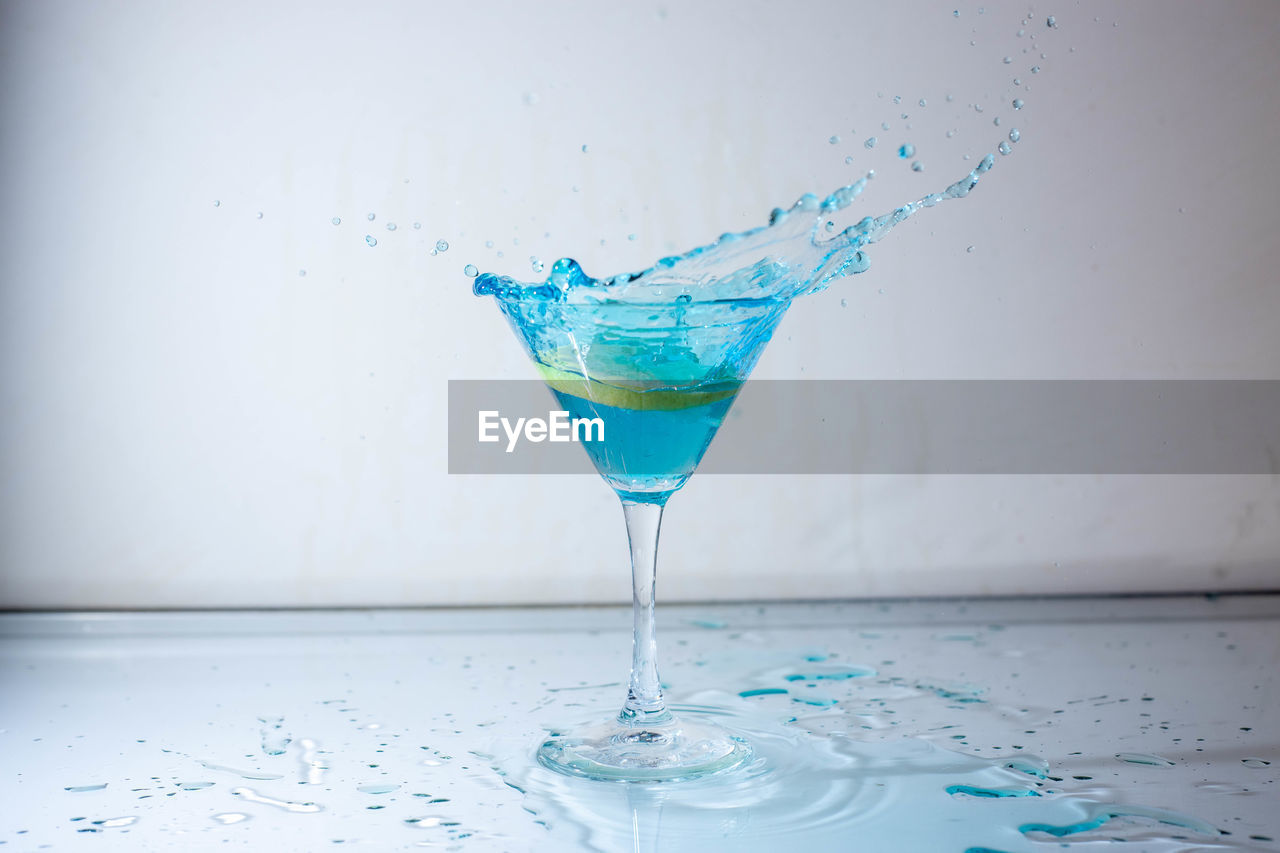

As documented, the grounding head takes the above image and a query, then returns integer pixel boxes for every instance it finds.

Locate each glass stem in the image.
[619,498,671,726]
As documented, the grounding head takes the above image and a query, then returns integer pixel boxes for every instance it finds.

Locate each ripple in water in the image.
[490,706,1233,853]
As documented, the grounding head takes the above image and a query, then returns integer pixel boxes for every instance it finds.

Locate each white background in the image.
[1,0,1277,608]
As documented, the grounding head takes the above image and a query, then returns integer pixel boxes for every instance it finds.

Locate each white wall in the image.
[1,0,1277,608]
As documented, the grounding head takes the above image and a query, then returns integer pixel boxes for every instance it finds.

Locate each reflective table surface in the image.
[2,595,1277,851]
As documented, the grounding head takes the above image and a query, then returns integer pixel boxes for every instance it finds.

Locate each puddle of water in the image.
[488,705,1242,853]
[229,786,323,814]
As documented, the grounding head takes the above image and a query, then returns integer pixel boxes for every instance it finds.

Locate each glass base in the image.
[537,714,751,782]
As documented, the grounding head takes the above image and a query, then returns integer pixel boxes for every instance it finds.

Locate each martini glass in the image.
[478,264,793,781]
[472,158,997,780]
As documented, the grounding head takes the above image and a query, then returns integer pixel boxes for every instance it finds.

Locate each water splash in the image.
[474,156,994,307]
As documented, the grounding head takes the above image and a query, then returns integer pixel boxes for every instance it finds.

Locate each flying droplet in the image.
[484,240,494,248]
[1012,98,1025,109]
[435,239,449,252]
[581,143,588,153]
[1047,15,1057,28]
[898,143,915,158]
[844,155,854,165]
[966,245,975,253]
[331,216,341,225]
[1008,128,1021,143]
[463,264,478,277]
[1031,65,1041,74]
[298,269,306,277]
[999,141,1012,155]
[911,161,924,172]
[1003,56,1012,64]
[828,135,840,145]
[530,256,543,273]
[213,200,221,207]
[627,233,637,241]
[256,211,263,219]
[413,222,422,230]
[864,137,877,149]
[918,98,927,107]
[840,298,848,307]
[365,235,377,247]
[367,212,375,221]
[386,222,397,231]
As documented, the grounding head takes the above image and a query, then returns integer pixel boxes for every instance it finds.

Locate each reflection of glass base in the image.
[537,716,751,782]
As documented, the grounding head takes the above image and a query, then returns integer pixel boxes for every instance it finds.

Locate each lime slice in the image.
[536,365,740,411]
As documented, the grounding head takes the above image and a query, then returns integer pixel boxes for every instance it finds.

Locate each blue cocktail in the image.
[474,159,994,780]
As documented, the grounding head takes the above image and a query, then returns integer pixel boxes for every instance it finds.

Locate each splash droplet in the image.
[1116,752,1176,767]
[212,813,250,825]
[357,783,401,795]
[530,256,544,274]
[435,239,449,252]
[464,264,478,277]
[365,235,377,247]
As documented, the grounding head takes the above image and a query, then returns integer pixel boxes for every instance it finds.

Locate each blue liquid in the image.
[549,385,739,503]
